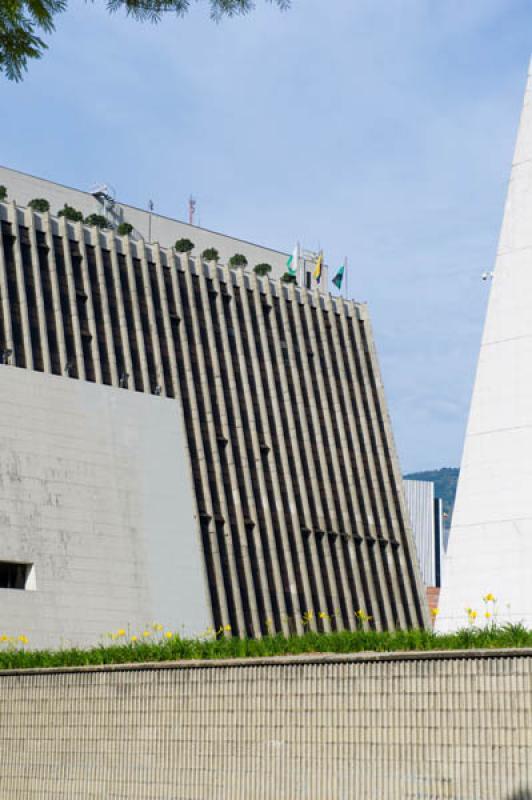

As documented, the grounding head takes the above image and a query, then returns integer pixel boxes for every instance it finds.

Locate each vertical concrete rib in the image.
[321,293,382,623]
[333,300,383,627]
[8,202,33,369]
[106,232,134,389]
[319,295,396,627]
[122,238,150,392]
[25,208,51,373]
[352,306,413,626]
[312,292,372,629]
[302,291,353,628]
[0,211,14,360]
[58,217,85,380]
[249,274,306,633]
[288,286,344,625]
[43,212,67,373]
[266,280,333,630]
[182,261,246,635]
[228,269,279,631]
[75,220,102,384]
[358,306,428,628]
[235,272,292,635]
[152,243,179,396]
[277,284,332,630]
[91,227,119,387]
[135,240,165,395]
[199,264,261,636]
[168,253,231,632]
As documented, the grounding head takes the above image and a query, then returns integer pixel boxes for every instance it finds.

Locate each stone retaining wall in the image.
[0,649,530,799]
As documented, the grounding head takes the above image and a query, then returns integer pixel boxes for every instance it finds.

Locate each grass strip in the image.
[0,624,531,670]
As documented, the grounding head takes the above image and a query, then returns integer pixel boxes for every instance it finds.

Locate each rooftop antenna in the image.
[90,183,116,224]
[188,196,196,226]
[148,199,154,242]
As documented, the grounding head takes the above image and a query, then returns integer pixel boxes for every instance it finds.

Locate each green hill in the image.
[403,467,459,527]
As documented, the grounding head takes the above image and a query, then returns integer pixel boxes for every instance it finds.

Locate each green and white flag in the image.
[286,244,298,277]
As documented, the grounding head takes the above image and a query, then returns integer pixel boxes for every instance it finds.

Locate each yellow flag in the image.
[313,252,323,284]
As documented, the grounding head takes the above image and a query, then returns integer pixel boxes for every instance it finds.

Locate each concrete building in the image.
[0,196,428,647]
[0,165,328,288]
[438,61,532,631]
[403,479,444,588]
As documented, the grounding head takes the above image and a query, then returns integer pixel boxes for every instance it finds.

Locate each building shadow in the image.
[508,791,532,800]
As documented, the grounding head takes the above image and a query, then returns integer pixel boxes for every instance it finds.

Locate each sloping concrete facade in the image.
[0,198,428,643]
[0,366,209,648]
[438,62,532,630]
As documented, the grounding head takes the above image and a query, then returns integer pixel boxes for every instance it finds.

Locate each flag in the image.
[286,245,298,277]
[332,264,344,289]
[313,252,323,284]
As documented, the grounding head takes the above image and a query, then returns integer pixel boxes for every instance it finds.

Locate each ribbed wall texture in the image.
[403,480,437,586]
[0,651,530,799]
[0,201,428,636]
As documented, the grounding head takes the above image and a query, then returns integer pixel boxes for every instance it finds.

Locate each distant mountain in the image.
[403,467,460,527]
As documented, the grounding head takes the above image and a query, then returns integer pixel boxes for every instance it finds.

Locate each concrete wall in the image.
[0,164,328,284]
[0,365,210,648]
[0,649,530,799]
[438,61,532,631]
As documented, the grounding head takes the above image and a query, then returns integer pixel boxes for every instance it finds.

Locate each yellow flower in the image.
[117,629,126,637]
[17,635,28,645]
[165,631,173,639]
[153,623,163,632]
[0,635,7,642]
[430,607,439,617]
[483,593,496,603]
[485,612,492,619]
[469,610,477,620]
[143,631,151,638]
[131,635,138,642]
[302,610,314,623]
[318,611,329,619]
[223,624,232,632]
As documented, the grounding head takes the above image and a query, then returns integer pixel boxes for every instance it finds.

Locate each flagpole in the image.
[345,256,348,299]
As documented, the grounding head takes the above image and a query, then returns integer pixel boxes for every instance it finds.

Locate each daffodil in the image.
[483,593,496,603]
[131,636,138,642]
[165,631,173,639]
[143,631,151,638]
[430,607,439,617]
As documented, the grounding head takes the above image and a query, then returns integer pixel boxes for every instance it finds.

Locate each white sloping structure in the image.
[438,62,532,631]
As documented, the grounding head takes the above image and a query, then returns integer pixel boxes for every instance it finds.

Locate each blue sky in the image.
[2,0,532,472]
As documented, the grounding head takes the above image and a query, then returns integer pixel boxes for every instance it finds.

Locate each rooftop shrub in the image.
[0,186,7,201]
[175,238,194,254]
[117,222,133,236]
[28,198,50,212]
[202,247,219,263]
[281,272,297,284]
[57,204,83,222]
[229,253,248,268]
[254,263,272,277]
[84,213,109,229]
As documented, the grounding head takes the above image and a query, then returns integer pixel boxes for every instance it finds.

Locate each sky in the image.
[2,0,532,473]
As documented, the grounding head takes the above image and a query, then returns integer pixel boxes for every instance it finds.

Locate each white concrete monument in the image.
[438,61,532,630]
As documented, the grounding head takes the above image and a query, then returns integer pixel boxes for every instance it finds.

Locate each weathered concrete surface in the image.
[0,649,530,799]
[0,366,210,647]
